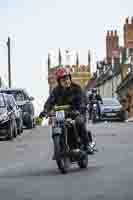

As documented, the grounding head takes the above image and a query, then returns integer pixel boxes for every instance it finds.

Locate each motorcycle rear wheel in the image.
[78,153,88,169]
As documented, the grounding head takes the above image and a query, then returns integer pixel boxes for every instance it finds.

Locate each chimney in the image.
[111,30,113,37]
[126,17,129,24]
[106,30,119,64]
[114,30,119,48]
[106,30,111,64]
[114,30,117,36]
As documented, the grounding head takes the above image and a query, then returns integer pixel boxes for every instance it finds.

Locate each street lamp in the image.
[0,37,11,88]
[7,37,11,88]
[111,57,115,97]
[130,53,133,73]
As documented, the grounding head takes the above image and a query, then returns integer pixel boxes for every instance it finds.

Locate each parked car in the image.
[0,93,17,140]
[100,97,127,121]
[6,94,23,134]
[0,89,36,129]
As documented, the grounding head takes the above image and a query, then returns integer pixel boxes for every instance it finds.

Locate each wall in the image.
[127,85,133,118]
[98,73,121,98]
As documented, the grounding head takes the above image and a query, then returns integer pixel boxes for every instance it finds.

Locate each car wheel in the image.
[20,124,23,133]
[33,119,36,128]
[7,121,14,141]
[27,118,34,129]
[18,119,23,134]
[13,120,17,137]
[120,110,128,122]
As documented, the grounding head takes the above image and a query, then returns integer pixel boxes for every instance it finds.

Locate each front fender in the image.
[52,126,63,137]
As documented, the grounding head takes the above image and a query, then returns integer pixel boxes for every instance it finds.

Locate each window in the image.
[8,96,16,108]
[103,98,120,106]
[0,94,5,107]
[0,90,30,101]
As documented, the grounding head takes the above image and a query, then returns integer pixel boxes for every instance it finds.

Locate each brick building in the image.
[116,17,133,118]
[124,17,133,54]
[94,30,121,98]
[86,17,133,118]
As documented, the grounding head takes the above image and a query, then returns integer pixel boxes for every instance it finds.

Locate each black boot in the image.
[84,141,96,154]
[88,130,93,143]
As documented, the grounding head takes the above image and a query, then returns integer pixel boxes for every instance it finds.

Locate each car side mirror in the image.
[29,96,34,101]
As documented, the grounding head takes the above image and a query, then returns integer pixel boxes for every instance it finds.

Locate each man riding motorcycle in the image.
[39,67,95,155]
[88,88,103,120]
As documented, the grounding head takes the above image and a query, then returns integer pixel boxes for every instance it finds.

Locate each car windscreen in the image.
[0,94,5,107]
[0,91,27,101]
[103,99,120,106]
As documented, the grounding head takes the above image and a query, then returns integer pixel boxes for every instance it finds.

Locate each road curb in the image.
[126,117,133,122]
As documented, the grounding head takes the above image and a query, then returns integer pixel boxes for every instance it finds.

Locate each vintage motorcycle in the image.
[50,105,89,174]
[88,99,100,123]
[91,100,99,123]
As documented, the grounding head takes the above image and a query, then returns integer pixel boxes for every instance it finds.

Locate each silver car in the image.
[100,98,127,121]
[0,93,17,140]
[0,89,35,129]
[6,94,23,134]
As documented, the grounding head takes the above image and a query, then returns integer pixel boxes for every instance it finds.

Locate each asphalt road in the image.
[0,122,133,200]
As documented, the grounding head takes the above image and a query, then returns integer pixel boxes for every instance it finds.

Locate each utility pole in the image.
[7,37,11,88]
[111,57,114,97]
[130,53,133,73]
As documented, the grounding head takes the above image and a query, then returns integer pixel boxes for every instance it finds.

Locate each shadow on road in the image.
[0,165,103,179]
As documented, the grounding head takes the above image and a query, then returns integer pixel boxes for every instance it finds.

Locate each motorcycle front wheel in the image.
[53,135,70,174]
[92,112,97,123]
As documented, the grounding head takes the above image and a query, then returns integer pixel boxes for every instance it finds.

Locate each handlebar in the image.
[53,105,70,111]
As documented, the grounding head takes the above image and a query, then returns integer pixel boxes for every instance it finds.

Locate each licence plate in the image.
[53,127,62,134]
[106,113,116,116]
[56,111,65,121]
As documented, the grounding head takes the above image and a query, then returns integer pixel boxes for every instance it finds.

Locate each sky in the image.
[0,0,133,115]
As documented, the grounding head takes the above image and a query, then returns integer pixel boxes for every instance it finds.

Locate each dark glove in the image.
[73,110,80,116]
[70,110,80,119]
[39,111,47,118]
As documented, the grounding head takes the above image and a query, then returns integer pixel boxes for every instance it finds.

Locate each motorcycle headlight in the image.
[0,113,8,122]
[93,104,97,108]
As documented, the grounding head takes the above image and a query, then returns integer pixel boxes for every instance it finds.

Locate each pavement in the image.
[126,117,133,122]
